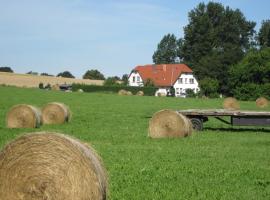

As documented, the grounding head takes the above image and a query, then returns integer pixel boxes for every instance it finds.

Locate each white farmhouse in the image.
[128,64,199,97]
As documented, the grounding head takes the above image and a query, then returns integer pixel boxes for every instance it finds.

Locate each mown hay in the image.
[0,132,108,200]
[42,102,71,124]
[6,104,41,128]
[136,91,144,96]
[148,110,192,138]
[126,91,133,96]
[223,97,240,110]
[118,89,127,96]
[256,97,269,108]
[51,84,60,91]
[157,92,166,97]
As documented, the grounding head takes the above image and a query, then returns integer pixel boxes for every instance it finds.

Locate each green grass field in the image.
[0,86,269,199]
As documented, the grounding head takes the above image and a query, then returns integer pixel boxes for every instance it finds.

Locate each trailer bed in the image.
[178,109,270,131]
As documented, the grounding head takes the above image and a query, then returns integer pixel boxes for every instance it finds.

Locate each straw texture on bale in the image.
[256,97,269,108]
[0,132,108,200]
[6,104,41,128]
[118,89,127,95]
[42,102,71,124]
[51,84,60,91]
[148,110,192,138]
[157,92,166,97]
[126,91,133,96]
[223,97,240,110]
[136,91,144,96]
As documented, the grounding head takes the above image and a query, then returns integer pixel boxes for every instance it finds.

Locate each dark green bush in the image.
[233,83,270,100]
[38,82,44,89]
[186,89,196,98]
[72,84,158,96]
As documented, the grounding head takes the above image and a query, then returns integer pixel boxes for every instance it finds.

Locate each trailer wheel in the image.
[190,118,203,131]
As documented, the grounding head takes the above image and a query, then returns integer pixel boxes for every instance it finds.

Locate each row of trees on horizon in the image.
[0,67,129,86]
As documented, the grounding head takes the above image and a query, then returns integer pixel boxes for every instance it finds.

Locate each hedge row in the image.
[233,83,270,101]
[72,84,158,96]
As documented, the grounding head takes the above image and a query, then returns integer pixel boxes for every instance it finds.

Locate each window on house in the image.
[137,76,140,82]
[185,78,188,84]
[190,78,194,84]
[133,76,135,83]
[178,78,183,84]
[176,88,179,94]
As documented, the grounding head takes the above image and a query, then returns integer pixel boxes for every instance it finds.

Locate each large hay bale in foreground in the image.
[42,102,71,124]
[223,97,240,110]
[148,110,192,138]
[256,97,269,108]
[0,132,108,200]
[6,104,41,128]
[118,89,127,95]
[136,91,144,96]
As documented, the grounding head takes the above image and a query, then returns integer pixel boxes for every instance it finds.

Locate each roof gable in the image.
[133,64,193,87]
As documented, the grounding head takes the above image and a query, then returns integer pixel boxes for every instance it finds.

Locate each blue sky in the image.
[1,0,270,78]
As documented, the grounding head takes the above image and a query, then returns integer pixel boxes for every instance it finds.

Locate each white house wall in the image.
[128,72,144,87]
[173,73,199,97]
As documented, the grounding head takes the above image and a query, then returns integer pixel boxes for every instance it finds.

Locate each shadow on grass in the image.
[204,127,270,133]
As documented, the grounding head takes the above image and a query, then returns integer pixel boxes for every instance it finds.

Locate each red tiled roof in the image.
[133,64,192,87]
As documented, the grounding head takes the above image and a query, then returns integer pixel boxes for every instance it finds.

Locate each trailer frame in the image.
[178,109,270,131]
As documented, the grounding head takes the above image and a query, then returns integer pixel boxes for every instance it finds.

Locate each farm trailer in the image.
[178,109,270,131]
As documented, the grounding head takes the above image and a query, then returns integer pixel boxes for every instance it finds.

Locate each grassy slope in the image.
[0,86,269,199]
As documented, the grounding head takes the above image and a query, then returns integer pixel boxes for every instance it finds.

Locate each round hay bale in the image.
[223,97,240,110]
[118,89,127,95]
[148,110,192,138]
[0,132,108,200]
[51,84,60,91]
[136,91,144,96]
[42,102,71,124]
[256,97,269,108]
[6,104,41,128]
[126,91,133,96]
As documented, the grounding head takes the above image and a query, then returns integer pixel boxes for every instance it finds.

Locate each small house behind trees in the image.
[128,64,199,97]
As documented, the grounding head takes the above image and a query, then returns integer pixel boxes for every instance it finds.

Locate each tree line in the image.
[153,2,270,99]
[0,66,129,86]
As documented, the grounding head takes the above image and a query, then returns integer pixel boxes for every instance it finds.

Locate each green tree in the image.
[57,71,75,78]
[199,77,219,97]
[83,69,105,80]
[153,34,180,64]
[121,74,129,86]
[229,48,270,99]
[41,72,53,76]
[258,20,270,48]
[26,71,38,75]
[0,66,13,73]
[179,2,256,94]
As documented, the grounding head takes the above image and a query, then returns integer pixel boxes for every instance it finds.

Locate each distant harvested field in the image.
[0,72,104,88]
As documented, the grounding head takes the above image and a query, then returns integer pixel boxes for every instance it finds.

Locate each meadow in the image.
[0,86,269,199]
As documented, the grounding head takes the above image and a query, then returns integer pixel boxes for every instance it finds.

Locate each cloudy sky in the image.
[1,0,270,78]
